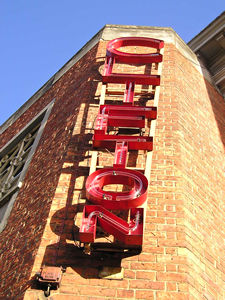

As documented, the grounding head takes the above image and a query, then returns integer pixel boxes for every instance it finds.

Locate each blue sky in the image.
[0,1,224,125]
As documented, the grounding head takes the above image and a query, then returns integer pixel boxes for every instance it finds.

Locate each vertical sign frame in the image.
[79,37,164,247]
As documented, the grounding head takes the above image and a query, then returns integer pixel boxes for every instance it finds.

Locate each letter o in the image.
[106,37,164,64]
[86,168,148,210]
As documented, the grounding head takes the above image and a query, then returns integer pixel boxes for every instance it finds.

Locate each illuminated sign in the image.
[80,37,164,246]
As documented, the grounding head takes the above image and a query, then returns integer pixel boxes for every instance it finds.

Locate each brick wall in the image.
[174,49,225,299]
[0,43,101,298]
[0,34,224,300]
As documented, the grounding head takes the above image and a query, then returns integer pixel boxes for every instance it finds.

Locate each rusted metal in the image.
[36,266,64,296]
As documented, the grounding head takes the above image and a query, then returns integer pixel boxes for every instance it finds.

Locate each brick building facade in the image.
[0,16,225,300]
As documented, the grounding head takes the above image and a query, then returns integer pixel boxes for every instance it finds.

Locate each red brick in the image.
[166,264,177,272]
[130,280,165,290]
[143,246,164,254]
[124,269,135,279]
[78,286,117,297]
[157,272,187,282]
[117,289,134,298]
[131,262,164,271]
[138,253,157,262]
[156,291,189,299]
[61,274,88,285]
[136,271,156,280]
[166,282,177,291]
[135,290,154,299]
[51,295,87,300]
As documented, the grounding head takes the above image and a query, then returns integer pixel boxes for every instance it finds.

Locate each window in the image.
[0,100,55,232]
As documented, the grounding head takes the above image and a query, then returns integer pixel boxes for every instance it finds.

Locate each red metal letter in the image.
[80,206,144,245]
[85,168,148,210]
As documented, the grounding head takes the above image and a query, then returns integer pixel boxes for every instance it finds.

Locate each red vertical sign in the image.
[80,37,164,246]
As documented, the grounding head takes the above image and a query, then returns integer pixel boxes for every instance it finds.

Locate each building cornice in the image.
[188,11,225,51]
[188,12,225,98]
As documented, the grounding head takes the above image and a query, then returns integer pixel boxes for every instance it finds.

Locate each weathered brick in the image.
[135,290,154,299]
[157,272,187,282]
[130,279,165,290]
[117,289,134,298]
[156,291,189,299]
[131,262,164,271]
[136,271,156,280]
[166,282,177,291]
